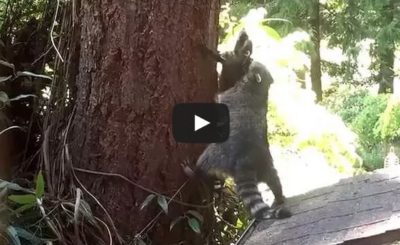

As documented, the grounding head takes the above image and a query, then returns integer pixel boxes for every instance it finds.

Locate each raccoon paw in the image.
[274,206,292,219]
[256,207,292,220]
[271,197,286,208]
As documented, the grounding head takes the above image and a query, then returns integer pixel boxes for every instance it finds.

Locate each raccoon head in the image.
[218,30,253,92]
[241,61,274,98]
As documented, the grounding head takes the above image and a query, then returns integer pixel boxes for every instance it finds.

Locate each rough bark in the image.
[69,1,219,244]
[310,0,322,102]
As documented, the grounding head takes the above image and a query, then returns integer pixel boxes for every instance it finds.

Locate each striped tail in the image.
[236,173,291,220]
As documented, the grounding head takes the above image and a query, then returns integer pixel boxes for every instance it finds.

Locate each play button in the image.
[194,115,210,131]
[172,103,230,143]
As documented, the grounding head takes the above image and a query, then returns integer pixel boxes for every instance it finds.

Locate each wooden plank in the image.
[242,169,400,245]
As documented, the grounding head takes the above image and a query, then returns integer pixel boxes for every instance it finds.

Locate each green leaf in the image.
[140,194,155,210]
[170,216,184,231]
[157,195,168,214]
[8,194,36,205]
[13,227,41,245]
[187,218,201,234]
[14,203,35,213]
[6,226,21,245]
[186,210,204,224]
[235,218,244,229]
[35,171,45,198]
[260,24,282,40]
[0,180,32,193]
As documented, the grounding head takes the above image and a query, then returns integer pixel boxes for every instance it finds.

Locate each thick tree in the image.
[309,0,322,101]
[267,0,323,101]
[376,0,396,93]
[67,1,219,244]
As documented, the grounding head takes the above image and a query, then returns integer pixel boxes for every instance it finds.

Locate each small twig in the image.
[95,217,113,245]
[50,0,64,62]
[215,213,238,230]
[134,180,190,242]
[29,204,60,228]
[31,46,53,66]
[42,126,54,195]
[74,167,212,209]
[37,198,62,241]
[74,188,82,244]
[67,145,123,245]
[0,126,24,136]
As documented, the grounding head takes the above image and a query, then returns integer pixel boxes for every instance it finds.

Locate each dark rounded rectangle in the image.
[172,103,230,143]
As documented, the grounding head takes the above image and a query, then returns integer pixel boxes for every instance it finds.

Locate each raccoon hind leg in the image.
[256,147,292,218]
[235,168,275,220]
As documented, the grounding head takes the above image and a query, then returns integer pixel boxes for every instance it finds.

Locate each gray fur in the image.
[196,31,291,220]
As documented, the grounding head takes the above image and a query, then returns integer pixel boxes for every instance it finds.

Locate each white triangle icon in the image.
[194,115,210,131]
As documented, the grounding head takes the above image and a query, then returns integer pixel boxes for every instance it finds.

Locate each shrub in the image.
[322,83,399,171]
[267,102,297,146]
[350,93,389,149]
[374,96,400,142]
[322,84,370,124]
[268,84,362,174]
[358,145,385,171]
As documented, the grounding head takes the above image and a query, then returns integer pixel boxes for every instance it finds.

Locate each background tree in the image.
[267,0,323,101]
[324,0,400,92]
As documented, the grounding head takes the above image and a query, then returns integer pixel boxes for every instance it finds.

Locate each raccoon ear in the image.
[255,73,262,83]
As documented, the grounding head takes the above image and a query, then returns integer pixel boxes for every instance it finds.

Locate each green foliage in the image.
[1,171,50,244]
[351,94,389,148]
[268,102,297,146]
[227,0,264,18]
[157,195,168,214]
[323,84,400,170]
[359,145,385,171]
[8,171,45,209]
[323,84,370,124]
[268,85,362,174]
[210,177,250,244]
[35,171,44,199]
[140,194,156,210]
[169,210,204,234]
[258,23,282,40]
[219,3,241,43]
[375,98,400,142]
[6,226,42,245]
[187,218,201,234]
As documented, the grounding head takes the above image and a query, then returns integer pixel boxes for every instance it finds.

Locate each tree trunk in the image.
[378,0,395,94]
[310,0,322,102]
[69,1,219,244]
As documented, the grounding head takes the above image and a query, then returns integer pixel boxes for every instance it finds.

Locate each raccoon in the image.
[196,58,291,220]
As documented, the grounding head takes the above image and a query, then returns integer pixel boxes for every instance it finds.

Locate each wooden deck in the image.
[240,168,400,245]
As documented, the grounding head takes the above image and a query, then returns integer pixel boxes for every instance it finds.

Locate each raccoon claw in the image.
[274,207,292,219]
